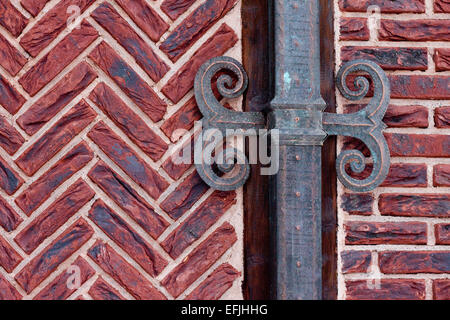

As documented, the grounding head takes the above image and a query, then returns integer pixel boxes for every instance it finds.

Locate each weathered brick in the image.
[88,122,168,199]
[161,0,196,20]
[341,251,372,274]
[0,33,26,76]
[91,3,168,82]
[161,191,236,258]
[0,196,22,232]
[386,133,450,158]
[88,162,168,239]
[389,75,450,100]
[162,135,195,180]
[435,106,450,128]
[88,199,168,277]
[17,62,97,135]
[89,83,168,161]
[161,97,202,142]
[435,224,450,245]
[20,0,49,17]
[340,18,369,41]
[0,274,21,300]
[379,194,450,218]
[15,218,93,294]
[434,49,450,72]
[380,20,450,42]
[434,0,450,13]
[115,0,169,42]
[88,277,124,300]
[0,76,25,115]
[16,100,96,176]
[0,115,24,155]
[162,222,237,298]
[341,47,427,71]
[89,42,166,122]
[434,164,450,187]
[341,193,374,216]
[160,0,238,62]
[33,257,94,300]
[0,235,22,273]
[379,251,450,274]
[0,1,28,37]
[20,0,95,57]
[433,280,450,300]
[19,21,98,96]
[345,222,427,245]
[339,0,425,13]
[15,179,94,254]
[346,279,426,300]
[0,157,23,195]
[88,240,166,300]
[186,263,240,300]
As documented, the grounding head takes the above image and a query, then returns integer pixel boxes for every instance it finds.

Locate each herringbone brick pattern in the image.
[0,0,243,300]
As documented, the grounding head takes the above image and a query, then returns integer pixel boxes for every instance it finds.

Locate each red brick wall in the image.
[336,0,450,300]
[0,0,243,300]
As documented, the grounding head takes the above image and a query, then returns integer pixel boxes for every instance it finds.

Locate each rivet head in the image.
[296,192,301,197]
[295,117,300,122]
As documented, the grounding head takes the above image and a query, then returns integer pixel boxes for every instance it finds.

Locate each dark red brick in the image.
[161,0,196,20]
[341,251,372,274]
[161,97,202,142]
[0,75,25,115]
[88,240,167,300]
[434,48,450,72]
[346,279,425,300]
[186,263,240,300]
[389,75,450,100]
[162,23,238,103]
[0,235,22,273]
[0,115,24,155]
[339,0,425,13]
[345,221,427,245]
[16,100,96,176]
[0,157,23,195]
[89,83,168,161]
[379,194,450,218]
[162,135,195,180]
[15,142,93,216]
[0,33,26,76]
[88,277,124,300]
[435,224,450,245]
[20,0,49,17]
[379,251,450,274]
[20,0,95,57]
[435,106,450,128]
[88,199,168,277]
[0,1,27,37]
[162,222,237,298]
[15,179,94,254]
[115,0,169,42]
[91,3,168,82]
[341,193,374,216]
[0,274,21,300]
[19,21,98,96]
[160,0,238,62]
[435,0,450,12]
[434,164,450,187]
[433,280,450,300]
[386,133,450,158]
[89,42,166,122]
[15,218,93,294]
[88,162,168,239]
[0,196,22,232]
[33,257,94,300]
[380,19,450,42]
[17,62,97,135]
[340,18,369,41]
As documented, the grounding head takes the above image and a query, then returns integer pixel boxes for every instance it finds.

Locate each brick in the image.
[340,18,369,41]
[162,23,238,103]
[0,75,25,115]
[0,196,22,232]
[88,200,168,277]
[88,277,125,300]
[19,21,98,96]
[345,222,427,245]
[161,97,202,142]
[379,194,450,218]
[339,0,425,13]
[88,162,168,239]
[434,49,450,72]
[389,75,450,100]
[162,222,237,298]
[379,251,450,274]
[0,1,28,37]
[89,83,168,161]
[346,279,426,300]
[380,20,450,42]
[20,0,95,57]
[161,191,236,258]
[186,263,240,300]
[0,115,24,155]
[20,0,49,17]
[16,100,96,176]
[88,240,167,300]
[433,280,450,300]
[17,62,97,135]
[33,257,94,300]
[160,0,238,62]
[0,157,23,195]
[15,179,94,254]
[386,133,450,158]
[0,274,21,300]
[341,193,374,216]
[115,0,169,42]
[160,171,210,220]
[91,3,168,82]
[435,224,450,245]
[434,164,450,187]
[341,251,372,274]
[435,106,450,128]
[89,42,166,122]
[161,0,196,20]
[0,33,26,76]
[15,218,93,293]
[341,47,427,71]
[434,0,450,13]
[162,135,195,180]
[15,142,93,216]
[0,235,22,273]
